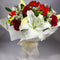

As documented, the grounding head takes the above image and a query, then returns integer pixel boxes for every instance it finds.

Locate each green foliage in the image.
[33,9,43,17]
[39,11,43,14]
[7,19,10,23]
[5,7,12,12]
[34,11,40,17]
[44,16,48,21]
[49,6,51,11]
[10,23,13,26]
[14,5,19,10]
[8,19,13,26]
[7,16,14,23]
[21,4,25,10]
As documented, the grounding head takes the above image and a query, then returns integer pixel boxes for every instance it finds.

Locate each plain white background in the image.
[0,0,60,60]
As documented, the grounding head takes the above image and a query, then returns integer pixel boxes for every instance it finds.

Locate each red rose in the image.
[50,15,58,26]
[28,1,40,7]
[9,11,16,17]
[22,6,31,17]
[11,20,21,31]
[43,7,49,15]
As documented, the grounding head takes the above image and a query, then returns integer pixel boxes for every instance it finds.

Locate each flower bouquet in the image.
[0,0,60,59]
[5,0,60,41]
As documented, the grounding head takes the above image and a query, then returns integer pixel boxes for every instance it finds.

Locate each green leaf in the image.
[33,26,36,29]
[44,16,48,21]
[35,12,38,17]
[33,9,43,17]
[14,5,19,10]
[33,10,39,17]
[7,20,10,23]
[9,16,15,22]
[39,11,43,14]
[21,4,25,10]
[7,16,15,23]
[10,23,13,26]
[5,7,12,12]
[49,6,51,11]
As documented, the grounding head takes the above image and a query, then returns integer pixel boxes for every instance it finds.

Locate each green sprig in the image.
[5,7,12,12]
[21,4,25,10]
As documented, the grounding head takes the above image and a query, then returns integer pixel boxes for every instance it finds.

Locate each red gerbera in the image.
[11,20,21,31]
[43,6,49,15]
[22,6,32,17]
[42,12,47,16]
[50,15,58,26]
[36,2,40,7]
[40,4,45,10]
[28,1,40,7]
[38,4,49,15]
[43,7,49,12]
[9,11,16,17]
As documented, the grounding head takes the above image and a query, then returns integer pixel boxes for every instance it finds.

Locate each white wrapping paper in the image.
[0,18,59,59]
[0,18,59,41]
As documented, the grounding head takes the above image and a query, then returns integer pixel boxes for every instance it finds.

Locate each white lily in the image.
[20,10,44,30]
[19,10,53,41]
[27,10,51,31]
[27,10,44,29]
[19,17,29,30]
[20,11,47,41]
[51,9,56,14]
[47,9,56,17]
